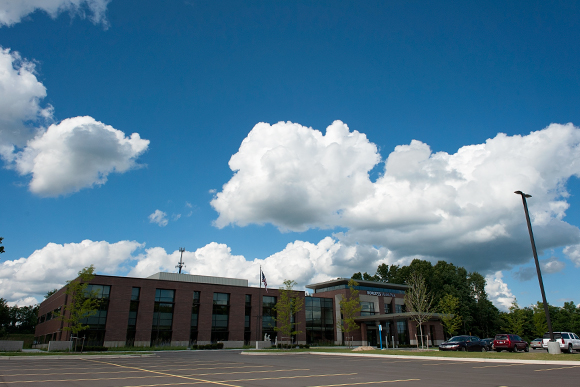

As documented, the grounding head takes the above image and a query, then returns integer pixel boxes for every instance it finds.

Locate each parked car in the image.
[481,338,494,351]
[542,332,580,353]
[530,338,543,350]
[493,334,529,352]
[438,336,487,352]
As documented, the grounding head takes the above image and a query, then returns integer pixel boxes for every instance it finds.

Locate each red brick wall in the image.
[35,274,304,345]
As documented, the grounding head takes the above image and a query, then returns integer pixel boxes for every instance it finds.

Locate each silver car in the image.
[542,332,580,353]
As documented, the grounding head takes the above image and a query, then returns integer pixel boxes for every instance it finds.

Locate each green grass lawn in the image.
[250,347,580,361]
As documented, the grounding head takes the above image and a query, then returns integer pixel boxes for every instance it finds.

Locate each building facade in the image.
[35,273,446,348]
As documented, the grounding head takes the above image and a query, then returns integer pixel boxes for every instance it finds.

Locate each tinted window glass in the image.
[495,335,508,340]
[131,287,140,300]
[155,289,175,303]
[543,333,562,339]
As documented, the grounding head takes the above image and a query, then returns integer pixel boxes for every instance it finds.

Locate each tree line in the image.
[353,259,580,341]
[0,299,38,336]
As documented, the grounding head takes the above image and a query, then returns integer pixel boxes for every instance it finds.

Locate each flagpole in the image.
[256,265,262,349]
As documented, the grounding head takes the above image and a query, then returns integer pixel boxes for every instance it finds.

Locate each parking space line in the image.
[188,368,310,376]
[0,375,168,384]
[473,364,526,369]
[306,378,420,386]
[85,359,242,387]
[422,361,479,366]
[534,365,580,372]
[220,372,358,383]
[0,364,273,378]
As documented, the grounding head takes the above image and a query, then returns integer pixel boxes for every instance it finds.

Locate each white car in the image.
[542,332,580,353]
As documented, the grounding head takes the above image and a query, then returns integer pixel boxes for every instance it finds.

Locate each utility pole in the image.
[176,247,186,274]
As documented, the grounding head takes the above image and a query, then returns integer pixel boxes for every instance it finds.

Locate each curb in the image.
[0,353,156,361]
[241,351,580,366]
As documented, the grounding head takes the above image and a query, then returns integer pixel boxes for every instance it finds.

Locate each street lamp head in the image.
[514,191,532,198]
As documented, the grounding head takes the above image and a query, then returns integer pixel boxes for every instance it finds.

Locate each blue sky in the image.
[1,0,580,311]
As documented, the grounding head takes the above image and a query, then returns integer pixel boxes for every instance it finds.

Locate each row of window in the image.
[37,307,61,324]
[359,302,406,316]
[128,287,278,345]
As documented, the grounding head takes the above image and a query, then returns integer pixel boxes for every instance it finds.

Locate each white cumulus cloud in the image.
[213,121,580,273]
[128,237,399,290]
[0,239,142,303]
[563,244,580,267]
[212,120,380,231]
[1,48,150,196]
[0,48,53,157]
[12,116,149,196]
[0,0,111,27]
[485,271,516,311]
[149,210,168,227]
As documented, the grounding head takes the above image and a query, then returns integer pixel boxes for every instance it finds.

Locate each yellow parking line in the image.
[535,365,580,372]
[221,372,357,383]
[85,359,241,387]
[189,368,309,376]
[1,375,167,384]
[307,379,420,386]
[0,364,272,378]
[473,364,525,369]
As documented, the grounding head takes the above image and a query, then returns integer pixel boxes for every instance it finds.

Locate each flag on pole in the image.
[261,271,268,293]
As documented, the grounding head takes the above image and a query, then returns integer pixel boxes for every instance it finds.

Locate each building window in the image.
[384,303,392,314]
[360,301,376,316]
[126,287,140,346]
[244,295,252,344]
[395,304,406,314]
[305,297,334,345]
[397,320,409,345]
[190,291,200,344]
[79,284,111,347]
[262,296,277,342]
[151,289,175,346]
[211,293,230,342]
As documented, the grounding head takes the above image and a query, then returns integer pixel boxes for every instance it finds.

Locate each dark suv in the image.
[493,334,529,352]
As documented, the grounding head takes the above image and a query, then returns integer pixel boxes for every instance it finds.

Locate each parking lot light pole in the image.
[514,191,555,343]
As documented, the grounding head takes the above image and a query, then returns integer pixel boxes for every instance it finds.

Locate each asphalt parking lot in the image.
[1,351,579,386]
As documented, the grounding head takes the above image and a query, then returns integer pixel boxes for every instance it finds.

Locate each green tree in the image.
[273,279,304,348]
[438,294,462,338]
[502,300,526,338]
[532,302,548,338]
[45,289,59,299]
[57,265,101,336]
[404,272,433,348]
[339,279,361,348]
[0,298,9,337]
[0,237,4,254]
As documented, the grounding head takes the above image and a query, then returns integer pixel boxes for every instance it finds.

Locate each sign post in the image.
[378,324,383,350]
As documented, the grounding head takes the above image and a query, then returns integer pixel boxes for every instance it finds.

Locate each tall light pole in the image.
[514,191,554,343]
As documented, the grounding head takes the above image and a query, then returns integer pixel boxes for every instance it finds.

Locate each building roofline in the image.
[305,278,409,291]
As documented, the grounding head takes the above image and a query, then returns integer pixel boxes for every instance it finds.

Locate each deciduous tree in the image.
[339,279,361,348]
[57,265,101,336]
[438,294,462,338]
[273,279,304,348]
[404,272,433,349]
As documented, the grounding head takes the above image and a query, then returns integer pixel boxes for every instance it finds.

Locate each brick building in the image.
[35,272,447,348]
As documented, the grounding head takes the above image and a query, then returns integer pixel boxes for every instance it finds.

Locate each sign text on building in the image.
[366,290,396,297]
